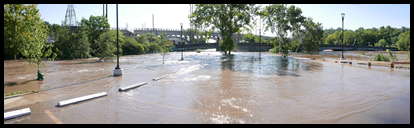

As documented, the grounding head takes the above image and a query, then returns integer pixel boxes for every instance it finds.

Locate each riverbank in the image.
[288,51,410,69]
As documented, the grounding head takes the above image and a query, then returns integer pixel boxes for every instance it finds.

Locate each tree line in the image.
[322,26,410,50]
[4,4,411,62]
[4,4,173,80]
[45,17,173,61]
[5,5,173,61]
[190,4,410,56]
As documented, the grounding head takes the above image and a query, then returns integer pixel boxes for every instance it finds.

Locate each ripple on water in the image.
[175,64,206,75]
[182,75,211,82]
[210,113,231,124]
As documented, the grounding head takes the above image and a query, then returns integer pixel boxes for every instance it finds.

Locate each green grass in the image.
[4,90,38,97]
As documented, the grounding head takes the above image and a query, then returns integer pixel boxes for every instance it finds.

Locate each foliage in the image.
[4,4,53,80]
[123,37,145,55]
[95,30,125,60]
[80,16,110,56]
[396,31,410,51]
[372,54,390,62]
[261,4,305,57]
[52,26,91,59]
[190,4,256,55]
[376,39,388,47]
[322,26,410,48]
[294,18,323,52]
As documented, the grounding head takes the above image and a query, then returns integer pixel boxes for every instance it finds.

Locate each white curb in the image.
[119,82,147,91]
[57,92,107,107]
[4,108,31,120]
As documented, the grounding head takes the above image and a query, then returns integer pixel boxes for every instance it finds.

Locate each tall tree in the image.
[190,4,256,55]
[261,4,305,57]
[4,4,53,80]
[80,16,110,56]
[396,31,410,51]
[300,18,323,52]
[95,30,125,61]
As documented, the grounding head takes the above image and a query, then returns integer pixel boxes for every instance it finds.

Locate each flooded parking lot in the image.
[4,50,410,124]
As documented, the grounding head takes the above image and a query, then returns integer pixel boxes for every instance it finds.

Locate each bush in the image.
[123,37,145,55]
[373,54,390,62]
[146,43,163,53]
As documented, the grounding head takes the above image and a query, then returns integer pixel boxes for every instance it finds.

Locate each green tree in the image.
[376,39,388,47]
[190,4,256,55]
[300,18,323,52]
[53,26,91,59]
[4,4,53,80]
[95,30,125,61]
[123,37,145,55]
[159,34,173,64]
[261,4,305,57]
[80,16,110,56]
[343,30,356,46]
[396,31,410,51]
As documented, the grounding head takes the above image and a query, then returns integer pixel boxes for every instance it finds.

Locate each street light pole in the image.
[113,4,122,76]
[259,17,262,59]
[341,13,345,59]
[180,23,184,61]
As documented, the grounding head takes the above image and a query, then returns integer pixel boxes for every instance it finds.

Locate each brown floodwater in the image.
[4,50,410,124]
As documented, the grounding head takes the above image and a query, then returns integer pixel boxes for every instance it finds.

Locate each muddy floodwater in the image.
[4,50,410,124]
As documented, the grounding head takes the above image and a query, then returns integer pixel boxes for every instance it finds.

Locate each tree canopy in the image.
[190,4,256,55]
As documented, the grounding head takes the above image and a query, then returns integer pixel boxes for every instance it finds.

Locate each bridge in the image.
[132,28,273,44]
[133,28,220,44]
[173,43,273,52]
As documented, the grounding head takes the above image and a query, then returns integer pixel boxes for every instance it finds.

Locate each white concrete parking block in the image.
[4,108,31,120]
[57,92,107,107]
[119,82,147,91]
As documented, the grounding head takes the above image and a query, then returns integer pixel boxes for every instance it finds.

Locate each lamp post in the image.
[341,13,345,59]
[180,23,184,61]
[113,4,122,76]
[259,17,262,59]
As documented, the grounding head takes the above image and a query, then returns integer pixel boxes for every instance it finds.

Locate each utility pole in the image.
[152,14,155,35]
[259,16,262,59]
[189,4,192,44]
[342,13,345,59]
[113,4,122,76]
[105,4,108,18]
[180,23,184,61]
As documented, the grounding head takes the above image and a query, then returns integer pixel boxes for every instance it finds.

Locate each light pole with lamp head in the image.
[113,4,122,76]
[259,16,262,59]
[341,13,345,59]
[180,23,184,61]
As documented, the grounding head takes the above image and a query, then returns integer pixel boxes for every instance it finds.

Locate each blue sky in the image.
[37,4,410,36]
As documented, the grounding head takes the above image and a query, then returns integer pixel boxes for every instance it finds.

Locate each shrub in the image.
[373,54,390,62]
